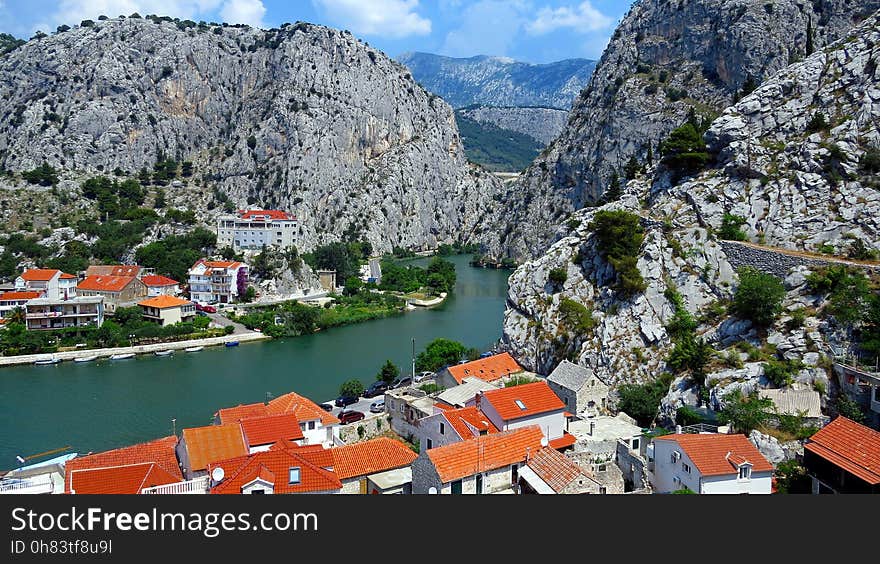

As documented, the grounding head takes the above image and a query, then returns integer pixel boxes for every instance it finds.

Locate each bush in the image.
[589,210,646,297]
[339,379,365,398]
[419,383,442,394]
[548,267,568,288]
[763,358,804,387]
[377,359,399,384]
[835,395,866,423]
[805,112,829,134]
[717,390,773,434]
[666,336,713,385]
[676,405,706,426]
[22,162,59,186]
[660,122,709,178]
[731,267,785,326]
[415,338,472,372]
[774,460,812,494]
[617,379,669,426]
[718,213,748,241]
[558,298,596,335]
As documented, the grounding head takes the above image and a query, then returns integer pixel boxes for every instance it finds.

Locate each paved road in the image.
[205,311,251,335]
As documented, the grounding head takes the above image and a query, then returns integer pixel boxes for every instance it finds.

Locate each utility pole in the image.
[172,418,176,437]
[411,338,416,380]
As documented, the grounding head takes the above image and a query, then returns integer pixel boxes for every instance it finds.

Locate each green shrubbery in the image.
[731,267,785,326]
[415,338,477,372]
[718,213,748,241]
[660,123,709,179]
[558,298,596,335]
[589,210,646,298]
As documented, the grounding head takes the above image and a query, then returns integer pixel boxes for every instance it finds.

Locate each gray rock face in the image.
[457,106,570,146]
[397,52,596,109]
[493,0,880,259]
[0,18,502,254]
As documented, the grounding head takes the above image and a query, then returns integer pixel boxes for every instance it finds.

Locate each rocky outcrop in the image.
[397,52,596,109]
[494,0,880,259]
[0,17,502,254]
[457,106,569,146]
[503,11,880,423]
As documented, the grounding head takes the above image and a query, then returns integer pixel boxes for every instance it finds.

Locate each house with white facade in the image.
[477,381,575,450]
[141,275,181,297]
[24,296,104,331]
[418,406,499,452]
[216,209,298,251]
[650,432,773,494]
[188,259,249,304]
[546,360,610,416]
[207,445,342,495]
[15,269,77,300]
[0,291,43,319]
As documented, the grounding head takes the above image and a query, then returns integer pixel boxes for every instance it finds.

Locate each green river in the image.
[0,255,510,464]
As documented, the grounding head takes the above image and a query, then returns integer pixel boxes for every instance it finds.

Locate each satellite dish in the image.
[211,467,225,482]
[540,437,549,448]
[428,487,438,495]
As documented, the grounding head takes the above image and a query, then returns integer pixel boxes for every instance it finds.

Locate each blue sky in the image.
[0,1,636,63]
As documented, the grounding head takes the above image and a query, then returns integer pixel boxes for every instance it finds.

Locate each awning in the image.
[549,433,577,449]
[518,465,556,494]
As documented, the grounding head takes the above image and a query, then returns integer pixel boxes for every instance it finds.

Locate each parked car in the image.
[196,311,208,317]
[362,381,389,398]
[414,371,434,383]
[195,303,218,314]
[480,351,494,359]
[369,399,385,413]
[338,410,365,425]
[391,376,412,389]
[319,403,334,412]
[335,394,359,408]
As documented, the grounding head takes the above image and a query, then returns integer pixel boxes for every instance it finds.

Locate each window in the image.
[439,422,445,435]
[426,439,433,449]
[250,489,265,494]
[739,466,751,480]
[307,421,316,430]
[683,463,692,474]
[451,480,462,495]
[511,464,519,484]
[288,467,301,484]
[475,474,483,495]
[514,399,527,411]
[631,438,640,451]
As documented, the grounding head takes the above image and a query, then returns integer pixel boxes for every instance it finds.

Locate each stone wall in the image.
[616,440,650,492]
[337,414,390,444]
[719,241,880,280]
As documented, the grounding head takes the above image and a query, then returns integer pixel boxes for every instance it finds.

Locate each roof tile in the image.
[446,352,522,384]
[481,381,565,420]
[240,413,304,447]
[64,436,181,493]
[427,426,544,483]
[654,433,773,476]
[330,437,417,480]
[182,425,247,472]
[805,416,880,484]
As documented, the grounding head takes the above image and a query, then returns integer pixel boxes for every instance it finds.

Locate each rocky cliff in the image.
[0,17,502,254]
[494,0,880,260]
[503,9,880,424]
[397,52,596,109]
[457,106,570,146]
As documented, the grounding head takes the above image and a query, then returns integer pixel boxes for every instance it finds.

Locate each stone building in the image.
[546,360,610,416]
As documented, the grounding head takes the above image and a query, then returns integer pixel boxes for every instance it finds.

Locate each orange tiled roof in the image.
[804,416,880,485]
[0,291,43,301]
[217,403,269,425]
[138,295,192,309]
[442,406,499,440]
[480,381,565,420]
[64,436,182,493]
[182,425,247,472]
[60,273,77,280]
[85,265,141,277]
[239,210,292,220]
[141,275,179,287]
[654,433,774,476]
[19,269,61,282]
[446,352,522,384]
[208,448,341,494]
[77,275,138,292]
[427,426,545,483]
[526,447,586,493]
[68,462,180,494]
[330,437,417,480]
[548,432,577,450]
[196,260,242,270]
[267,392,340,426]
[240,413,304,447]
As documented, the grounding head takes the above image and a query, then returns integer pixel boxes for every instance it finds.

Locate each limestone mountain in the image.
[494,0,880,260]
[0,16,502,254]
[503,9,880,427]
[397,52,596,109]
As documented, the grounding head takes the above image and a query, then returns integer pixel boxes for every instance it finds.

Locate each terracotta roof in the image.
[442,406,499,440]
[217,403,269,425]
[182,425,247,472]
[138,295,192,309]
[804,416,880,485]
[68,462,180,494]
[548,432,577,450]
[77,275,138,292]
[194,260,242,270]
[267,391,340,426]
[64,436,182,493]
[238,209,293,220]
[19,269,61,282]
[85,265,141,277]
[330,437,417,480]
[208,448,341,494]
[480,381,565,420]
[427,426,545,483]
[141,275,179,287]
[60,273,77,280]
[240,413,304,447]
[654,433,774,476]
[446,352,523,384]
[0,291,43,301]
[526,447,587,493]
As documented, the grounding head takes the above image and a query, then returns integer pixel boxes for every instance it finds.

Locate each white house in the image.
[15,269,77,300]
[188,259,248,304]
[477,381,575,449]
[216,209,298,251]
[141,275,181,297]
[418,406,498,452]
[650,433,773,494]
[214,392,340,448]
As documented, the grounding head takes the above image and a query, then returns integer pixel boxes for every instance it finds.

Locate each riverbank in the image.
[404,292,447,307]
[0,331,268,367]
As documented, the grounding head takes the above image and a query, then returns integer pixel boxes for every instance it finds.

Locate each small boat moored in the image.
[33,356,61,365]
[154,350,173,357]
[225,341,239,347]
[184,346,204,353]
[109,353,135,360]
[73,355,98,363]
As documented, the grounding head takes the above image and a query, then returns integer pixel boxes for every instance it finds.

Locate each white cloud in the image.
[526,1,611,35]
[220,0,265,28]
[441,0,528,58]
[312,0,431,38]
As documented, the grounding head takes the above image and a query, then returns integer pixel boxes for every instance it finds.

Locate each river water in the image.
[0,255,510,464]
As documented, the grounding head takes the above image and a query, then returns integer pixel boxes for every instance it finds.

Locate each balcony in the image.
[0,475,57,495]
[140,476,210,495]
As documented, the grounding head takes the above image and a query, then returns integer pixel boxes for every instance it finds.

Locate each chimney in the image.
[526,446,531,462]
[675,425,682,434]
[589,420,595,436]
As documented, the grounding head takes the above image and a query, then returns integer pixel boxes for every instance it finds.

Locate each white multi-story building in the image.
[216,209,298,251]
[187,260,248,304]
[15,269,77,300]
[24,296,104,331]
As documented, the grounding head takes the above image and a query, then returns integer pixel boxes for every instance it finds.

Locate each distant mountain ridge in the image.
[397,52,596,109]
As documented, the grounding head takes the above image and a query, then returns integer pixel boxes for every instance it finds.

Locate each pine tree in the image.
[806,16,814,56]
[604,172,622,202]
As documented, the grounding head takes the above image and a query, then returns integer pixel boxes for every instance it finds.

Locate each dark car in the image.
[335,394,358,408]
[319,402,334,412]
[362,381,389,398]
[391,376,412,389]
[338,410,365,425]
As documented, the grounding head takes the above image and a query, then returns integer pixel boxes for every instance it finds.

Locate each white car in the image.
[414,371,434,383]
[369,399,385,413]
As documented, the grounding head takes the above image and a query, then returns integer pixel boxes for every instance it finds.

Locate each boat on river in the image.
[73,355,98,363]
[33,356,61,365]
[225,341,239,347]
[184,346,204,353]
[109,353,135,360]
[154,350,173,357]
